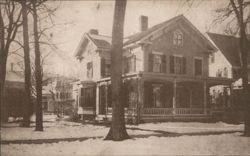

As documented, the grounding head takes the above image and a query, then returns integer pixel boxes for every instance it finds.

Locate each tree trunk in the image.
[105,0,129,141]
[0,6,7,122]
[232,0,250,136]
[20,0,32,127]
[33,0,43,131]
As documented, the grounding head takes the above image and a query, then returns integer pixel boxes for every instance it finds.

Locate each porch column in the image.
[105,83,108,116]
[137,77,144,123]
[173,79,177,115]
[204,81,207,115]
[229,84,233,108]
[95,84,99,115]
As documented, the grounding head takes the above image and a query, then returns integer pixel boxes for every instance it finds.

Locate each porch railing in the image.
[142,108,204,115]
[142,108,173,115]
[175,108,204,115]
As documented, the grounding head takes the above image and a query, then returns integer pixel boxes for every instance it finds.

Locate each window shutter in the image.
[170,55,175,73]
[101,58,106,77]
[161,55,166,73]
[148,53,153,72]
[182,57,186,74]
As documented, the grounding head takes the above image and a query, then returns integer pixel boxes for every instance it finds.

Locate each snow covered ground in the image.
[1,115,250,156]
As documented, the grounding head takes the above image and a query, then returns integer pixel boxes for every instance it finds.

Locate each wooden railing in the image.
[175,108,204,115]
[142,108,173,115]
[141,108,204,115]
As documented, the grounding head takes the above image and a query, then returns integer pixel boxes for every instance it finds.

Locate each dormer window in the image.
[173,30,183,46]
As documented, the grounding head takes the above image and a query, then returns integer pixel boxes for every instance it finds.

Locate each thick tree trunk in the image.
[20,0,32,127]
[235,0,250,136]
[240,28,250,136]
[0,5,8,122]
[33,0,43,131]
[105,0,129,141]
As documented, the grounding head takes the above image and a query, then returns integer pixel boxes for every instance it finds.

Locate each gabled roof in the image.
[75,33,111,58]
[75,15,216,58]
[124,15,216,52]
[124,15,183,46]
[88,34,111,49]
[207,32,250,67]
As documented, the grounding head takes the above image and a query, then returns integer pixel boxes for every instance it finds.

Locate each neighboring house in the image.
[75,15,233,123]
[42,75,78,116]
[54,77,78,117]
[2,63,25,121]
[207,33,250,116]
[207,32,250,81]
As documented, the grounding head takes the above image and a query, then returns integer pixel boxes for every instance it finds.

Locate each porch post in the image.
[229,84,233,108]
[137,77,144,124]
[96,84,99,115]
[173,79,177,115]
[204,81,207,115]
[105,82,108,116]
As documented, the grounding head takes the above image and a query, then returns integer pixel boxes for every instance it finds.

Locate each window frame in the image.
[126,55,136,73]
[87,61,93,78]
[170,55,186,74]
[153,54,162,73]
[194,57,203,76]
[173,30,183,46]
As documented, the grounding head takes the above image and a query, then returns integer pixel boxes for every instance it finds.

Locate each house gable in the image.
[125,15,216,53]
[150,24,210,55]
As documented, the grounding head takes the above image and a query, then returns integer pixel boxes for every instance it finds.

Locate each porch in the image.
[95,73,211,123]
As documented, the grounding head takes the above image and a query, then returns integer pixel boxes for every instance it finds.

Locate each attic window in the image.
[173,30,183,46]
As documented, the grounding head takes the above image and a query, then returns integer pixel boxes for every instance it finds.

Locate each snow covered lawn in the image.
[1,115,250,156]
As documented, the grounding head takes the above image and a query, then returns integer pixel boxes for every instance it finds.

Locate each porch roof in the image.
[207,77,235,86]
[96,72,234,86]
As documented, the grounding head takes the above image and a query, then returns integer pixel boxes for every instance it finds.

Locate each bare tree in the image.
[32,0,43,131]
[215,0,250,136]
[105,0,129,141]
[0,0,22,122]
[20,0,32,127]
[230,0,250,136]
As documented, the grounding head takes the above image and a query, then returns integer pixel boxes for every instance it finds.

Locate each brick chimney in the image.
[139,16,148,32]
[88,29,99,35]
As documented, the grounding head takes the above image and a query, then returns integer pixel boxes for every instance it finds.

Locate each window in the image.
[194,58,202,76]
[128,55,136,73]
[210,53,215,63]
[153,55,162,72]
[87,62,93,78]
[173,30,183,46]
[149,53,166,73]
[223,67,228,77]
[124,55,136,73]
[101,59,110,78]
[170,55,186,74]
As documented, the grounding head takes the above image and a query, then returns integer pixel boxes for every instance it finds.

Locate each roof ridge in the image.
[207,32,239,39]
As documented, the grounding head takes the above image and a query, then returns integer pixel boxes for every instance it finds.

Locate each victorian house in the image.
[74,15,234,123]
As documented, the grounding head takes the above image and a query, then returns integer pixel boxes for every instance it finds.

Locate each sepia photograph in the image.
[0,0,250,155]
